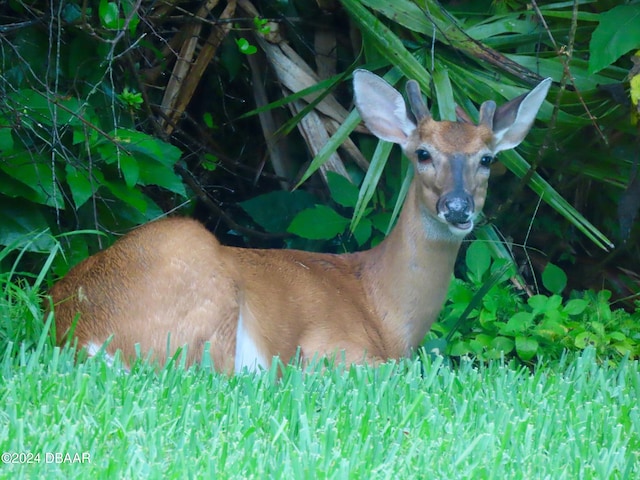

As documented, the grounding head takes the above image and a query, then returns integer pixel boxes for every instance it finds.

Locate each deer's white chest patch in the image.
[86,341,116,367]
[234,313,267,373]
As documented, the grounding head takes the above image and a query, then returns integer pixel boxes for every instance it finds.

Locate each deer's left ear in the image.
[491,78,552,153]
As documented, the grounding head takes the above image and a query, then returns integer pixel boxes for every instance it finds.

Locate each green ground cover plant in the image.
[432,240,640,364]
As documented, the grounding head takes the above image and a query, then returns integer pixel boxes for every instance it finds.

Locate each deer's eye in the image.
[416,149,432,163]
[480,155,495,167]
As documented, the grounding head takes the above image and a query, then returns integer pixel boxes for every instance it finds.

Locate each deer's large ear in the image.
[492,78,552,153]
[353,70,416,148]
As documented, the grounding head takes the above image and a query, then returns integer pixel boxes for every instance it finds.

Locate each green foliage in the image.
[589,3,640,73]
[541,262,567,295]
[431,241,640,364]
[0,3,188,272]
[117,87,144,110]
[236,37,257,55]
[253,17,271,35]
[98,0,140,33]
[288,205,350,240]
[239,170,397,249]
[335,0,616,251]
[239,190,317,234]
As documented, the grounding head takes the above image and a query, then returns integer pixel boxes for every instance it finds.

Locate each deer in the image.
[49,70,551,373]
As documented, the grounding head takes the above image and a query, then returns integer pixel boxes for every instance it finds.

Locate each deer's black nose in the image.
[439,192,474,225]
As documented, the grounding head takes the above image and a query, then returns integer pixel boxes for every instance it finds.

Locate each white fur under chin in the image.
[423,209,474,241]
[434,210,476,237]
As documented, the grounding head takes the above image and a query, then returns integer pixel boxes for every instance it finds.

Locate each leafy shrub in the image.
[0,1,188,277]
[430,240,640,364]
[239,169,403,251]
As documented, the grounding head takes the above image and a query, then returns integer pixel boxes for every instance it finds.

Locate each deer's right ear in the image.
[353,70,416,148]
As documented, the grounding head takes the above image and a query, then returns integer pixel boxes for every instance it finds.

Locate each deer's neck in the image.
[359,182,463,353]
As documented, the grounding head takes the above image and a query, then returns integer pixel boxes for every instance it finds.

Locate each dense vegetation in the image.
[1,4,640,476]
[1,1,639,361]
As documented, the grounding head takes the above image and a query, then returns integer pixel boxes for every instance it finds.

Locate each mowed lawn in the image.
[1,344,639,479]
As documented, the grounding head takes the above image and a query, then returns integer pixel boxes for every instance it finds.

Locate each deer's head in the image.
[354,70,551,236]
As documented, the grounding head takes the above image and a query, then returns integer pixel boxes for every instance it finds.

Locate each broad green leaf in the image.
[515,336,539,361]
[121,0,140,35]
[589,321,605,337]
[563,299,588,316]
[352,217,372,246]
[589,5,640,74]
[111,129,183,168]
[0,199,54,251]
[491,336,515,354]
[52,232,91,276]
[535,319,568,340]
[136,157,184,196]
[542,263,567,294]
[97,141,119,164]
[369,211,393,234]
[474,225,519,279]
[501,312,533,335]
[102,179,148,213]
[239,190,316,233]
[99,0,120,29]
[95,129,185,195]
[65,164,96,209]
[449,340,471,356]
[9,89,84,127]
[445,261,512,343]
[72,127,98,145]
[609,332,627,342]
[119,154,139,188]
[574,331,597,349]
[0,128,13,151]
[465,240,492,282]
[0,152,63,207]
[470,333,493,351]
[326,171,358,208]
[288,205,350,240]
[534,294,562,314]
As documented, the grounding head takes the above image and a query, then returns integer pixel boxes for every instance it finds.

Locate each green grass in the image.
[1,251,639,479]
[1,343,639,479]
